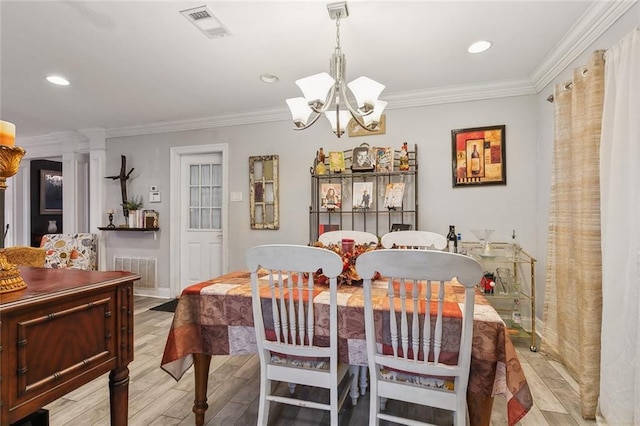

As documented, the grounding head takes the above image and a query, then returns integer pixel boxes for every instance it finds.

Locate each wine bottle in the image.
[471,144,480,175]
[446,225,457,253]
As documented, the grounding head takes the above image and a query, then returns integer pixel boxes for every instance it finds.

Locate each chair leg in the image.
[330,376,339,425]
[349,365,360,405]
[257,378,271,426]
[369,395,380,426]
[359,365,368,395]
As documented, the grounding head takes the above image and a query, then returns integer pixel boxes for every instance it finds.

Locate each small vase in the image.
[128,210,138,228]
[47,220,57,233]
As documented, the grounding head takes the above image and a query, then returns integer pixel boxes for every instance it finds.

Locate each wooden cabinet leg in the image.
[109,366,129,426]
[193,353,212,426]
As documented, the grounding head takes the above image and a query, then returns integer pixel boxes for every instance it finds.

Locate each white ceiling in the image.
[0,1,623,140]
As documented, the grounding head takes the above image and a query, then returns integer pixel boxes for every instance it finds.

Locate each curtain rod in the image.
[547,81,576,103]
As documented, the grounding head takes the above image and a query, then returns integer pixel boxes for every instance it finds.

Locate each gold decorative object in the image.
[0,251,27,293]
[0,120,28,293]
[0,145,26,190]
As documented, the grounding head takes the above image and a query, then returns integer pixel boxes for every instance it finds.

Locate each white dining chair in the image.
[317,229,377,400]
[380,230,447,250]
[246,244,355,425]
[356,249,483,426]
[318,230,378,246]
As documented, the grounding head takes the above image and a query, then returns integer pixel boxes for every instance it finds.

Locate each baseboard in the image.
[134,287,170,299]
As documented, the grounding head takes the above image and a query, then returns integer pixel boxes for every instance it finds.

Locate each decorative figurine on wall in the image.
[105,155,135,217]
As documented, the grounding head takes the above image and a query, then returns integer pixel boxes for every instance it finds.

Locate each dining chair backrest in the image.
[318,230,378,246]
[380,230,447,250]
[355,249,483,425]
[246,244,353,425]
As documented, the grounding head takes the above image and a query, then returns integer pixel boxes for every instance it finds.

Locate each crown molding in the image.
[106,79,536,138]
[530,0,637,92]
[385,80,536,110]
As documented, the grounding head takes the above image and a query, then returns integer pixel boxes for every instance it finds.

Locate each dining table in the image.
[161,269,533,426]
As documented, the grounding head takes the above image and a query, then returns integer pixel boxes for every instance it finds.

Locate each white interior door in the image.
[179,153,224,293]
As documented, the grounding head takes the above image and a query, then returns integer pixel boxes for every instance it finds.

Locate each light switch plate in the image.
[149,191,161,203]
[230,191,242,202]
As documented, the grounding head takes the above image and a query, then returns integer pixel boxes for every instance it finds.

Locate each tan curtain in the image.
[541,50,605,419]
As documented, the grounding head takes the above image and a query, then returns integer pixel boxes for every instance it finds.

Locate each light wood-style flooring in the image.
[42,296,596,425]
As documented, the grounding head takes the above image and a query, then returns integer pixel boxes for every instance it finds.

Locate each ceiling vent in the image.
[180,5,231,39]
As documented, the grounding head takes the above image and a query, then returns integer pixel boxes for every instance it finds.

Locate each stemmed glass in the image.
[470,229,495,257]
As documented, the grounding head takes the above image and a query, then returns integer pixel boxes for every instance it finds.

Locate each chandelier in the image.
[285,1,387,138]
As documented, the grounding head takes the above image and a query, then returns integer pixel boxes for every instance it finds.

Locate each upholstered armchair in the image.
[1,246,46,267]
[40,233,98,270]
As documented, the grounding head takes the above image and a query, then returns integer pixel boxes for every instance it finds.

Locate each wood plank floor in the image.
[42,296,596,425]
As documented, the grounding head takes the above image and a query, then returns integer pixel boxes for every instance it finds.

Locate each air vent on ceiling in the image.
[180,5,231,39]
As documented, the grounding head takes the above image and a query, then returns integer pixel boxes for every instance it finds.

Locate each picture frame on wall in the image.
[347,114,386,137]
[451,124,506,187]
[40,169,63,214]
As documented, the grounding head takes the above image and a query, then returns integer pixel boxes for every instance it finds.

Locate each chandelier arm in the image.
[310,83,338,114]
[339,81,379,132]
[292,111,325,131]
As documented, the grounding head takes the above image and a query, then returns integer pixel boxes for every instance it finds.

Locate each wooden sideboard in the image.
[0,267,140,425]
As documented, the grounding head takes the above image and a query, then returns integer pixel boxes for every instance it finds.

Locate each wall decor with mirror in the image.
[249,155,279,230]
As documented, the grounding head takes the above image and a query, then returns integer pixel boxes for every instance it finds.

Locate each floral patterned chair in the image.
[40,233,98,270]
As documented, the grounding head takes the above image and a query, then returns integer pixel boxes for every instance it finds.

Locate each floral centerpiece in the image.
[312,241,380,286]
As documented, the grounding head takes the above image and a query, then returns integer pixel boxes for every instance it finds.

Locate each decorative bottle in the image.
[457,232,465,255]
[47,220,57,233]
[315,148,326,175]
[471,144,480,175]
[399,142,410,171]
[446,225,457,253]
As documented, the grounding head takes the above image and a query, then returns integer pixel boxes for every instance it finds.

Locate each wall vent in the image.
[114,256,158,288]
[180,6,231,39]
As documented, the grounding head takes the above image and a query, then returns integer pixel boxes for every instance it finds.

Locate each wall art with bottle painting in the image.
[451,124,506,187]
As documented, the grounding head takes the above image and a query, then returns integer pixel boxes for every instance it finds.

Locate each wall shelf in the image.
[98,227,159,231]
[98,227,159,240]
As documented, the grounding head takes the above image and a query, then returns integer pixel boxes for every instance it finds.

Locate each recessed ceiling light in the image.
[260,74,279,84]
[46,75,70,86]
[467,40,492,54]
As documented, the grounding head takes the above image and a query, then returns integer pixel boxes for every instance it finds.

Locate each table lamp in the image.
[0,120,27,293]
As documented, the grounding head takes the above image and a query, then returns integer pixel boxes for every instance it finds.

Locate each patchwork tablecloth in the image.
[161,270,532,426]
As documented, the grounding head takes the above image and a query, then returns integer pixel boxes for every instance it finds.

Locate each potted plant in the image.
[121,195,143,227]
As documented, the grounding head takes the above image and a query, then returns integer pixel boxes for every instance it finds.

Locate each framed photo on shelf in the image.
[328,151,345,173]
[452,124,506,187]
[375,147,393,172]
[40,169,63,214]
[383,182,405,209]
[353,182,373,209]
[320,183,341,210]
[351,145,375,172]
